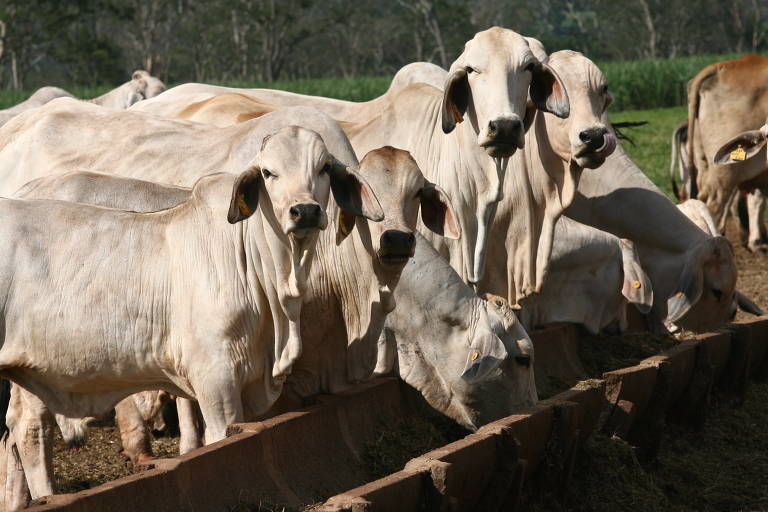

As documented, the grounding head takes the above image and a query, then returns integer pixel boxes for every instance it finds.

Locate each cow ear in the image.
[419,182,460,239]
[335,209,357,245]
[529,61,570,119]
[714,130,766,165]
[441,67,469,134]
[666,265,703,323]
[326,157,384,222]
[619,239,653,314]
[132,70,149,81]
[736,290,764,316]
[666,236,729,322]
[228,168,261,224]
[461,330,508,384]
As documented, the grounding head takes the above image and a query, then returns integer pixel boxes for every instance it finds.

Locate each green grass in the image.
[599,53,746,111]
[610,105,687,198]
[0,52,758,111]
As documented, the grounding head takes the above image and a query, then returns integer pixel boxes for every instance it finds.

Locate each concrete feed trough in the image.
[23,318,768,512]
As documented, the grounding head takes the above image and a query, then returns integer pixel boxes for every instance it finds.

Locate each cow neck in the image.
[305,202,400,390]
[571,144,708,253]
[389,88,505,285]
[238,190,320,381]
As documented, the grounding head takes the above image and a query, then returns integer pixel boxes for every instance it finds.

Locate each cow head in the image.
[337,146,459,276]
[542,50,617,169]
[131,70,167,99]
[714,122,768,166]
[388,286,537,430]
[228,126,383,241]
[666,236,738,332]
[441,27,569,158]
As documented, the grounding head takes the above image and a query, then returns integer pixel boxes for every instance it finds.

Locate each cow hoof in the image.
[748,242,768,254]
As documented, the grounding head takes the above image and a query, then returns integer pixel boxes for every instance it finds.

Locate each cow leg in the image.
[3,387,31,511]
[12,387,54,500]
[195,383,243,444]
[747,190,768,253]
[114,398,154,465]
[176,398,204,455]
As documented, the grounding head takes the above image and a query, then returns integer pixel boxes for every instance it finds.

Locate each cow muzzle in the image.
[287,202,327,237]
[479,117,525,158]
[377,229,416,266]
[573,126,617,168]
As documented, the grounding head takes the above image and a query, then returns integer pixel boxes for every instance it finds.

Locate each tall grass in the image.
[599,52,746,111]
[0,52,758,111]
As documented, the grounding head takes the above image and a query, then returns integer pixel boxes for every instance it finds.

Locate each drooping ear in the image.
[461,331,508,384]
[326,157,384,221]
[666,264,704,323]
[441,67,469,134]
[529,61,570,119]
[736,290,764,316]
[619,239,653,314]
[335,209,357,245]
[714,130,767,165]
[227,168,261,224]
[666,237,730,322]
[419,182,461,239]
[132,70,149,81]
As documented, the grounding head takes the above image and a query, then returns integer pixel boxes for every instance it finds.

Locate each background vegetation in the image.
[0,0,765,90]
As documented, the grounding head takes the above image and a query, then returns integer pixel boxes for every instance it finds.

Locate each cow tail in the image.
[670,122,684,200]
[0,379,10,444]
[686,67,717,199]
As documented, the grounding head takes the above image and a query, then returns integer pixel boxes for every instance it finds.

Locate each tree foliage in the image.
[0,0,765,89]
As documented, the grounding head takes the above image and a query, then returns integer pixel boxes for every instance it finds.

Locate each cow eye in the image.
[466,66,476,74]
[524,62,535,72]
[602,85,609,95]
[712,288,724,301]
[321,163,331,174]
[262,169,275,179]
[515,354,531,368]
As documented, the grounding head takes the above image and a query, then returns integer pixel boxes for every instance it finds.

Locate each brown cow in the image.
[682,54,768,249]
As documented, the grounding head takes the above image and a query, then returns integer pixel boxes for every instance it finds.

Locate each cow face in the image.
[544,51,617,169]
[337,146,460,275]
[453,294,537,428]
[393,291,537,430]
[666,236,738,332]
[441,27,569,158]
[228,126,384,239]
[131,70,166,100]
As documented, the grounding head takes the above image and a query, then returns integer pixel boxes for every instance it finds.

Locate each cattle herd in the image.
[0,26,763,509]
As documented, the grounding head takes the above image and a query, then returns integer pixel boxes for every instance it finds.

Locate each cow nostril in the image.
[289,206,300,219]
[488,120,497,134]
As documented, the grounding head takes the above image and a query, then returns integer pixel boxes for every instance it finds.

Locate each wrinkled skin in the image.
[378,235,537,430]
[135,28,570,288]
[0,113,382,502]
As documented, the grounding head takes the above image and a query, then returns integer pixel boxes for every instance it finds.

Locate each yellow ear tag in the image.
[451,103,464,124]
[338,209,351,237]
[471,351,479,361]
[731,145,747,161]
[675,291,684,298]
[632,281,641,289]
[237,193,252,217]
